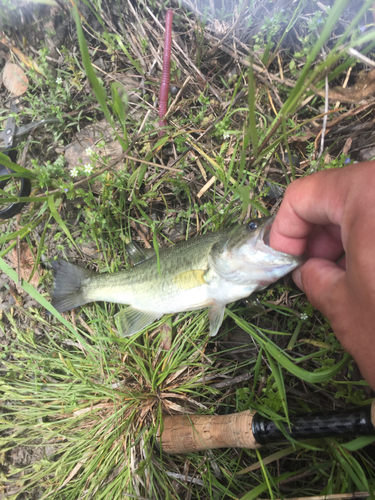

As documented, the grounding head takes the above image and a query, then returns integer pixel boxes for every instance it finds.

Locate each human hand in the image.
[270,161,375,390]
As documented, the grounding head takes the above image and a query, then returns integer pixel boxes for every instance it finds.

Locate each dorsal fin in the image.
[126,241,156,266]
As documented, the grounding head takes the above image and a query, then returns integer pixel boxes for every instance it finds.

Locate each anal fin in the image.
[115,306,161,337]
[208,304,225,337]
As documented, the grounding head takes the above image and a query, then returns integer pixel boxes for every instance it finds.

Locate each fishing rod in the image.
[158,402,375,454]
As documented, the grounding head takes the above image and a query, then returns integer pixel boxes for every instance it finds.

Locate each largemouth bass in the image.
[51,217,302,337]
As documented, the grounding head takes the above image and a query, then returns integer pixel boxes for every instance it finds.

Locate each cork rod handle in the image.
[159,410,260,454]
[159,402,375,454]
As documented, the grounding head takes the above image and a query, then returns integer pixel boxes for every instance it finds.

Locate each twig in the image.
[136,108,152,136]
[123,155,181,173]
[16,213,21,285]
[164,75,191,120]
[335,67,352,109]
[211,372,252,389]
[197,176,215,198]
[165,471,205,487]
[317,40,329,160]
[348,48,375,68]
[318,72,329,159]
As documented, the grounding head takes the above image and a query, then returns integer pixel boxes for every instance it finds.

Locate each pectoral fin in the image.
[115,307,161,337]
[208,304,225,337]
[173,270,206,290]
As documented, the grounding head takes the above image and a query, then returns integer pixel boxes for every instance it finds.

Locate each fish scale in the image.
[51,217,302,337]
[82,229,227,307]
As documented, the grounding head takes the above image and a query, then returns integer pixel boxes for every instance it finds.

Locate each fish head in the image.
[209,216,304,290]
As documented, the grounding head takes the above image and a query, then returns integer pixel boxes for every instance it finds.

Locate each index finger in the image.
[270,167,350,255]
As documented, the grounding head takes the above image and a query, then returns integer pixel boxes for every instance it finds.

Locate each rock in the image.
[64,119,126,192]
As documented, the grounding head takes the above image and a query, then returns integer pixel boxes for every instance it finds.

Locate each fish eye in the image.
[248,221,258,231]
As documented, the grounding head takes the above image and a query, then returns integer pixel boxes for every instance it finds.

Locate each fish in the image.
[51,216,303,337]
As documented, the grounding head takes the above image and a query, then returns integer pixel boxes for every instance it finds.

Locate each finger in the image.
[337,256,346,270]
[292,258,346,320]
[270,168,351,254]
[306,224,344,260]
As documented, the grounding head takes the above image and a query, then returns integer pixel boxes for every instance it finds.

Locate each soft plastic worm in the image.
[158,9,173,135]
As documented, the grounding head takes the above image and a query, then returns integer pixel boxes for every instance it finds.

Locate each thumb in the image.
[293,258,346,319]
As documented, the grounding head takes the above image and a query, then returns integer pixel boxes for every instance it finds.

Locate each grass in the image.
[1,0,375,498]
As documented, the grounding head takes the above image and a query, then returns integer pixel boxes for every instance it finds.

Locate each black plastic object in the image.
[0,149,31,220]
[252,405,374,445]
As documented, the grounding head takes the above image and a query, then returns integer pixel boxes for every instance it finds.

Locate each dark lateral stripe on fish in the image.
[51,261,94,312]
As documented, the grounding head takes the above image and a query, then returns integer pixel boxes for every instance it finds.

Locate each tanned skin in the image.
[270,161,375,390]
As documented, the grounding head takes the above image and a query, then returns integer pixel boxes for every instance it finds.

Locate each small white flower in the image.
[56,77,63,85]
[300,313,308,321]
[70,167,79,177]
[84,163,93,174]
[223,132,230,139]
[85,147,94,156]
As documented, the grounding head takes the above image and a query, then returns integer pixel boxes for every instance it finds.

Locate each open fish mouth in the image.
[260,216,274,247]
[256,216,305,268]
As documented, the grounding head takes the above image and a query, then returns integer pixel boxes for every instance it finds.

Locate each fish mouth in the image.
[259,216,305,265]
[260,216,275,247]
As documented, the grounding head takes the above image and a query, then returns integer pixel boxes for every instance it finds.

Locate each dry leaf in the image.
[162,400,193,413]
[3,62,28,96]
[343,137,353,155]
[10,242,42,289]
[0,34,43,74]
[160,321,172,351]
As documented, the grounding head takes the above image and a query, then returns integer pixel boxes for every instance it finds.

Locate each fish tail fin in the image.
[51,260,95,312]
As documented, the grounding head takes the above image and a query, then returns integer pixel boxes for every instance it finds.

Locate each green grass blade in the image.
[264,351,288,420]
[281,0,350,116]
[342,436,375,452]
[111,82,128,146]
[114,34,144,75]
[226,309,351,384]
[333,0,374,50]
[72,3,128,153]
[0,152,37,178]
[72,5,113,126]
[28,215,52,285]
[0,216,44,245]
[48,195,79,251]
[248,63,258,158]
[0,195,49,203]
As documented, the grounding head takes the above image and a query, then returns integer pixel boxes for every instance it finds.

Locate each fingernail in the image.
[293,269,304,291]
